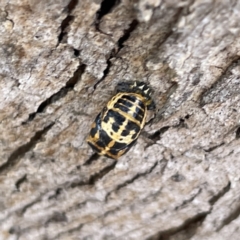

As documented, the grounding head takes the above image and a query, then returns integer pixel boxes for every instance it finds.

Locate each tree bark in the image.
[0,0,240,239]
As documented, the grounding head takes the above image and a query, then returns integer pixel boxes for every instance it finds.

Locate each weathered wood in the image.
[0,0,240,239]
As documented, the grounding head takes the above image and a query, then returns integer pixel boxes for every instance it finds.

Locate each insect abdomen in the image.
[87,85,152,159]
[103,93,146,143]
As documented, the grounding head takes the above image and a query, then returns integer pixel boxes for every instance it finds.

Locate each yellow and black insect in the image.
[87,81,155,159]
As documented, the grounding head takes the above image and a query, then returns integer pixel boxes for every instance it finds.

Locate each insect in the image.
[87,81,155,159]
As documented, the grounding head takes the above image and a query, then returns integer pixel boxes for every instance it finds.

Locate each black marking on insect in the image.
[87,81,155,159]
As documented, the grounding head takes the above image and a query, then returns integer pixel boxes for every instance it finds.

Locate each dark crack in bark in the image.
[70,160,117,188]
[95,0,120,30]
[48,188,63,201]
[204,142,224,152]
[0,122,55,175]
[155,82,178,121]
[105,161,159,201]
[44,211,68,226]
[148,126,170,143]
[117,19,139,49]
[94,18,139,90]
[200,56,240,106]
[17,197,42,216]
[147,212,209,240]
[235,126,240,139]
[58,0,79,44]
[209,181,231,205]
[93,50,114,90]
[50,224,84,240]
[15,174,27,191]
[22,62,85,124]
[83,153,100,166]
[175,188,202,211]
[216,200,240,231]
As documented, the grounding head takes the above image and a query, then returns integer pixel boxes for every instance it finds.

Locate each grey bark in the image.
[0,0,240,239]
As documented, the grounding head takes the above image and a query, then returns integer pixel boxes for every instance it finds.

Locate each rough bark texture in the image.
[0,0,240,239]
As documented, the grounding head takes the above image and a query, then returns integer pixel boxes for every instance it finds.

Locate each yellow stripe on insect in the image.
[87,81,155,159]
[102,117,129,142]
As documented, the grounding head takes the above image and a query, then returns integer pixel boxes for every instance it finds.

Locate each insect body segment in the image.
[87,81,155,159]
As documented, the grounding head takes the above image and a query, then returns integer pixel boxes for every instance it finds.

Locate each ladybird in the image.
[87,81,155,159]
